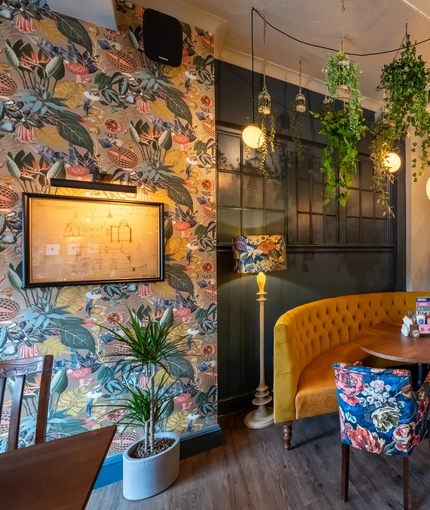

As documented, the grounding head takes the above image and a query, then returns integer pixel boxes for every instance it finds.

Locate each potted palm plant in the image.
[105,308,186,500]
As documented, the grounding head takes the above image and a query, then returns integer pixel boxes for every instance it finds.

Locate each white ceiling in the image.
[51,0,430,109]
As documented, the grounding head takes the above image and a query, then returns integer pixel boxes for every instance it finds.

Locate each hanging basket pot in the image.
[426,85,430,114]
[336,84,351,100]
[295,92,306,113]
[258,88,271,116]
[336,58,351,99]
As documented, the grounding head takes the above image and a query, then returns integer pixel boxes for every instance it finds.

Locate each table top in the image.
[356,321,430,364]
[0,424,116,510]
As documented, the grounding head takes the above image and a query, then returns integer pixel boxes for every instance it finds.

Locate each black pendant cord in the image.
[252,7,429,57]
[251,7,255,124]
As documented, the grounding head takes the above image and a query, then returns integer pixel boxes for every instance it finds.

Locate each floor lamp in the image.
[232,234,287,429]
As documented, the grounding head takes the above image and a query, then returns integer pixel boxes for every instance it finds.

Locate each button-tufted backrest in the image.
[273,292,427,423]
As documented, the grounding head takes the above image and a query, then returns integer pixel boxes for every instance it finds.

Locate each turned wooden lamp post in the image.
[232,234,287,429]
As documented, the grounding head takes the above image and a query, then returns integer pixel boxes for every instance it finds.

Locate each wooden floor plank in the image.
[87,412,430,510]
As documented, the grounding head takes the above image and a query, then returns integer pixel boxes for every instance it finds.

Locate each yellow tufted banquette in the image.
[274,292,426,449]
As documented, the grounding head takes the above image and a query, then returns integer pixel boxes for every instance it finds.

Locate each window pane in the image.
[347,189,360,217]
[298,156,313,181]
[242,209,264,235]
[265,179,285,210]
[217,133,240,172]
[266,210,285,236]
[325,215,338,244]
[361,163,373,189]
[362,191,374,217]
[219,173,240,207]
[298,213,310,244]
[218,208,241,243]
[242,175,263,208]
[312,215,324,244]
[347,217,360,244]
[312,184,324,214]
[362,218,374,244]
[298,181,310,212]
[375,219,388,245]
[243,150,261,174]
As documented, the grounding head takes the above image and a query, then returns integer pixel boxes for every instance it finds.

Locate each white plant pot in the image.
[122,432,180,500]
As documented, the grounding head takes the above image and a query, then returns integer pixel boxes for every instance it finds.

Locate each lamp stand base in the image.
[244,406,273,429]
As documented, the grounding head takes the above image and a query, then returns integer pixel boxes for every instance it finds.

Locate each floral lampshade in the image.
[232,235,287,274]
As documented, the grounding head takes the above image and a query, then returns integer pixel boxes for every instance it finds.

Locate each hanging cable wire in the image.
[251,7,255,123]
[340,0,345,54]
[394,22,408,60]
[252,7,430,57]
[299,58,302,93]
[262,12,267,89]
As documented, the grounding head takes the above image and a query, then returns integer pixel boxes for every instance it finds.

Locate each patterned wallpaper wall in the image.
[0,1,217,454]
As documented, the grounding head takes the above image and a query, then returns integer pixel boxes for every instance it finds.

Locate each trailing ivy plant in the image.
[323,52,362,137]
[290,101,303,162]
[245,104,276,179]
[311,105,368,206]
[377,34,430,180]
[259,112,275,178]
[369,120,398,217]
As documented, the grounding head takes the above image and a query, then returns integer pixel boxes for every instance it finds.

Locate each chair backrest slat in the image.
[8,375,25,451]
[35,356,53,444]
[0,355,53,451]
[0,377,6,420]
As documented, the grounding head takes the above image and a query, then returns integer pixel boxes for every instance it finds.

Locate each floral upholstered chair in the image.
[333,362,430,510]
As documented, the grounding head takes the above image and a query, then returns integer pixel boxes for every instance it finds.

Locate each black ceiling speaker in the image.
[143,8,182,68]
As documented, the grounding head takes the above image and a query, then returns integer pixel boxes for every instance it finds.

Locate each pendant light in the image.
[242,125,264,148]
[385,152,401,172]
[242,9,263,148]
[257,15,272,117]
[295,58,306,112]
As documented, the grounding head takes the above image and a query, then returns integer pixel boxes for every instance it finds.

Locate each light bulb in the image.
[385,152,401,172]
[242,125,263,149]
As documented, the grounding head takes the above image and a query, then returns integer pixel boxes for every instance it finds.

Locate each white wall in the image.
[406,135,430,290]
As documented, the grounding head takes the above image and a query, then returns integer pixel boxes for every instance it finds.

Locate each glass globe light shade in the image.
[242,125,263,148]
[426,177,430,200]
[385,152,401,173]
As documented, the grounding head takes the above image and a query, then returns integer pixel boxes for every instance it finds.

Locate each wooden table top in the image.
[356,321,430,364]
[0,424,116,510]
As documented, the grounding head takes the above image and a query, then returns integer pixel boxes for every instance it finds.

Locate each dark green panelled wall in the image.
[215,60,406,413]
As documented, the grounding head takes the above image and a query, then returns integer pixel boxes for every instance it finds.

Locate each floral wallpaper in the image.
[0,1,217,455]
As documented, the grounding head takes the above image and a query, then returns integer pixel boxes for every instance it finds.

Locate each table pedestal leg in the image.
[417,363,429,388]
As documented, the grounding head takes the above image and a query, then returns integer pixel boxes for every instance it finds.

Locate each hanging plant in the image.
[369,120,398,217]
[323,51,362,137]
[243,98,275,179]
[377,34,430,180]
[311,105,367,206]
[243,14,276,179]
[290,102,303,162]
[290,58,305,161]
[257,102,275,179]
[295,92,306,113]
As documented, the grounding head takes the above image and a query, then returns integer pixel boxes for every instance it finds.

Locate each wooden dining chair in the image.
[333,362,430,510]
[0,355,53,451]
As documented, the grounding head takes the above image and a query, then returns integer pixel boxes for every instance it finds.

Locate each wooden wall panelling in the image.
[215,60,404,412]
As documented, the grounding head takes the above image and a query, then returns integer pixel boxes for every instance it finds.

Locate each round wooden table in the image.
[355,321,430,385]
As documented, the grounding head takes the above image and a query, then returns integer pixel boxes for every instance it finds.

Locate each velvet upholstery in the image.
[274,292,426,424]
[295,344,372,419]
[334,363,430,456]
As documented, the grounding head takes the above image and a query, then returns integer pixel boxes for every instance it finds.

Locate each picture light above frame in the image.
[50,178,137,194]
[22,193,164,288]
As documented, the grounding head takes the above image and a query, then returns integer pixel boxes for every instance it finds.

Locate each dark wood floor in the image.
[87,411,430,510]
